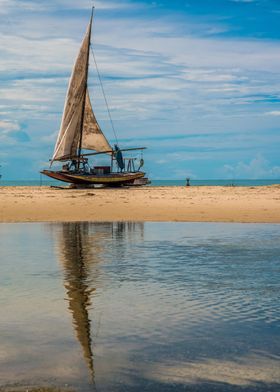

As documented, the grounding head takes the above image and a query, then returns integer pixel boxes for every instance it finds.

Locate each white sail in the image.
[82,90,112,153]
[52,19,106,161]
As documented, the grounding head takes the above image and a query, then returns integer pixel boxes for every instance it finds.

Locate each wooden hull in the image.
[41,170,145,186]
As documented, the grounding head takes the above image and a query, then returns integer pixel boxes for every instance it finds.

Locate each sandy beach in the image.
[0,185,280,223]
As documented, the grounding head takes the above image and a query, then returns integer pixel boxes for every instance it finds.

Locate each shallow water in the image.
[0,222,279,392]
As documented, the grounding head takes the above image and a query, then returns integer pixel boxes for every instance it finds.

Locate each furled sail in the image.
[51,12,111,162]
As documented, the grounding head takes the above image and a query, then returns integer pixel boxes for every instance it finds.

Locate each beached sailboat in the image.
[41,8,147,187]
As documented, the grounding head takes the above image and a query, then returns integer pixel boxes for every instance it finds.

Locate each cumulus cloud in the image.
[0,120,30,143]
[223,155,280,179]
[265,111,280,116]
[0,120,20,131]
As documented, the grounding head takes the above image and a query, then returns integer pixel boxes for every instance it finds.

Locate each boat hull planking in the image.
[41,170,145,186]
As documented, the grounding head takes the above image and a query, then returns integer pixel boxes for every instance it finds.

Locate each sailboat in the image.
[41,8,147,187]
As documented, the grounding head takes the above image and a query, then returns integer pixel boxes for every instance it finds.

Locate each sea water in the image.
[0,222,279,392]
[1,179,280,187]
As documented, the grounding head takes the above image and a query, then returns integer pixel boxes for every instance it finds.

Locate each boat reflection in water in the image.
[57,223,95,384]
[1,222,279,391]
[55,222,144,386]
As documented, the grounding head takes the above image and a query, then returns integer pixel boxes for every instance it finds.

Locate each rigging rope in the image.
[90,45,119,146]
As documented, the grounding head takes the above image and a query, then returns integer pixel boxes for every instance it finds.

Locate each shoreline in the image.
[0,185,280,223]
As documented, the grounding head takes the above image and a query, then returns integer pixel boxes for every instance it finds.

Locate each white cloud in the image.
[0,0,47,13]
[0,87,53,103]
[0,0,137,14]
[63,0,140,10]
[41,130,59,144]
[3,6,280,77]
[223,155,280,179]
[0,0,280,179]
[182,69,247,83]
[0,120,20,132]
[90,16,280,73]
[0,120,30,144]
[265,111,280,116]
[231,0,256,3]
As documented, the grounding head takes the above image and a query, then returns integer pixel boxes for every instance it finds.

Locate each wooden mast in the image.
[77,7,94,170]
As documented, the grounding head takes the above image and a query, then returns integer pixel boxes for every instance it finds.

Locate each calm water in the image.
[0,222,279,392]
[1,179,280,187]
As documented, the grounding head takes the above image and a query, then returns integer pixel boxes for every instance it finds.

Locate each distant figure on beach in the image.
[186,178,190,186]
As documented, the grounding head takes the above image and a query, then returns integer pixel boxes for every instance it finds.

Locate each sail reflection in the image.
[58,223,95,383]
[54,222,144,385]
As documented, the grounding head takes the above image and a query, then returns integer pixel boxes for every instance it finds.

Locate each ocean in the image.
[0,221,279,391]
[1,178,280,187]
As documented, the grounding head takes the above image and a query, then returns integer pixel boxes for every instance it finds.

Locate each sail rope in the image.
[90,45,119,146]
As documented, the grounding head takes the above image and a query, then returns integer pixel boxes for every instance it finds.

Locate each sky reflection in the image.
[0,222,279,391]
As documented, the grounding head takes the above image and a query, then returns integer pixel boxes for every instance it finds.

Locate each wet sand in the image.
[0,185,280,223]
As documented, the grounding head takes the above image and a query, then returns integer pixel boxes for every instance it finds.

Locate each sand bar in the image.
[0,185,280,223]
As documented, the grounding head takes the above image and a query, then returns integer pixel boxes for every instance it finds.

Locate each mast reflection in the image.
[58,222,96,384]
[54,221,144,386]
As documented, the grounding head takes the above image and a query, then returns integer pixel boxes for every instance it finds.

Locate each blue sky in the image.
[0,0,280,180]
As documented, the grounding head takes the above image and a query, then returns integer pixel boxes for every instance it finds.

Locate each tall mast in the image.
[77,7,94,168]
